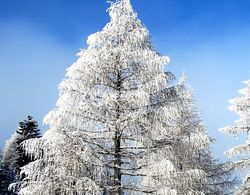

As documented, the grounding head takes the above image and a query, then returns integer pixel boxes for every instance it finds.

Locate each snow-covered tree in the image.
[0,150,3,187]
[2,132,20,177]
[3,116,41,176]
[196,150,235,194]
[0,149,9,194]
[220,80,250,194]
[14,116,41,176]
[2,116,41,193]
[1,140,16,195]
[0,168,16,195]
[18,0,188,194]
[179,78,235,195]
[0,150,6,193]
[141,75,235,194]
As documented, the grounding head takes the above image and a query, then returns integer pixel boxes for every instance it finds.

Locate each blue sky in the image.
[0,0,250,161]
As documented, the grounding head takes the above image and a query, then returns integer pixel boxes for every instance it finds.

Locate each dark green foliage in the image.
[1,116,41,194]
[16,116,41,139]
[0,168,16,194]
[14,115,41,175]
[0,151,16,195]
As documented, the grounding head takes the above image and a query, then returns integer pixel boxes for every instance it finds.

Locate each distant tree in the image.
[0,149,5,192]
[2,133,21,174]
[2,116,41,193]
[1,133,19,194]
[3,116,41,176]
[220,80,250,194]
[1,146,16,195]
[14,115,41,176]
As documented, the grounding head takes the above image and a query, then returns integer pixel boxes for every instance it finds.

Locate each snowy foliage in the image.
[2,116,41,194]
[3,116,41,176]
[141,75,235,194]
[14,116,41,175]
[220,80,250,194]
[19,0,180,194]
[1,138,17,194]
[2,132,22,173]
[18,0,233,194]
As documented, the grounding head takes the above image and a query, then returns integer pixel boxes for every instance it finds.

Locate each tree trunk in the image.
[114,130,122,195]
[114,69,122,195]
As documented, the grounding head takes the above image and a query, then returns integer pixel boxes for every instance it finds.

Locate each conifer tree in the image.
[0,150,5,193]
[2,133,19,173]
[1,139,17,195]
[0,150,2,185]
[1,133,20,194]
[0,167,16,195]
[2,116,41,193]
[3,116,41,176]
[18,0,186,194]
[141,75,235,194]
[180,78,235,195]
[0,150,7,193]
[14,115,41,176]
[220,80,250,194]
